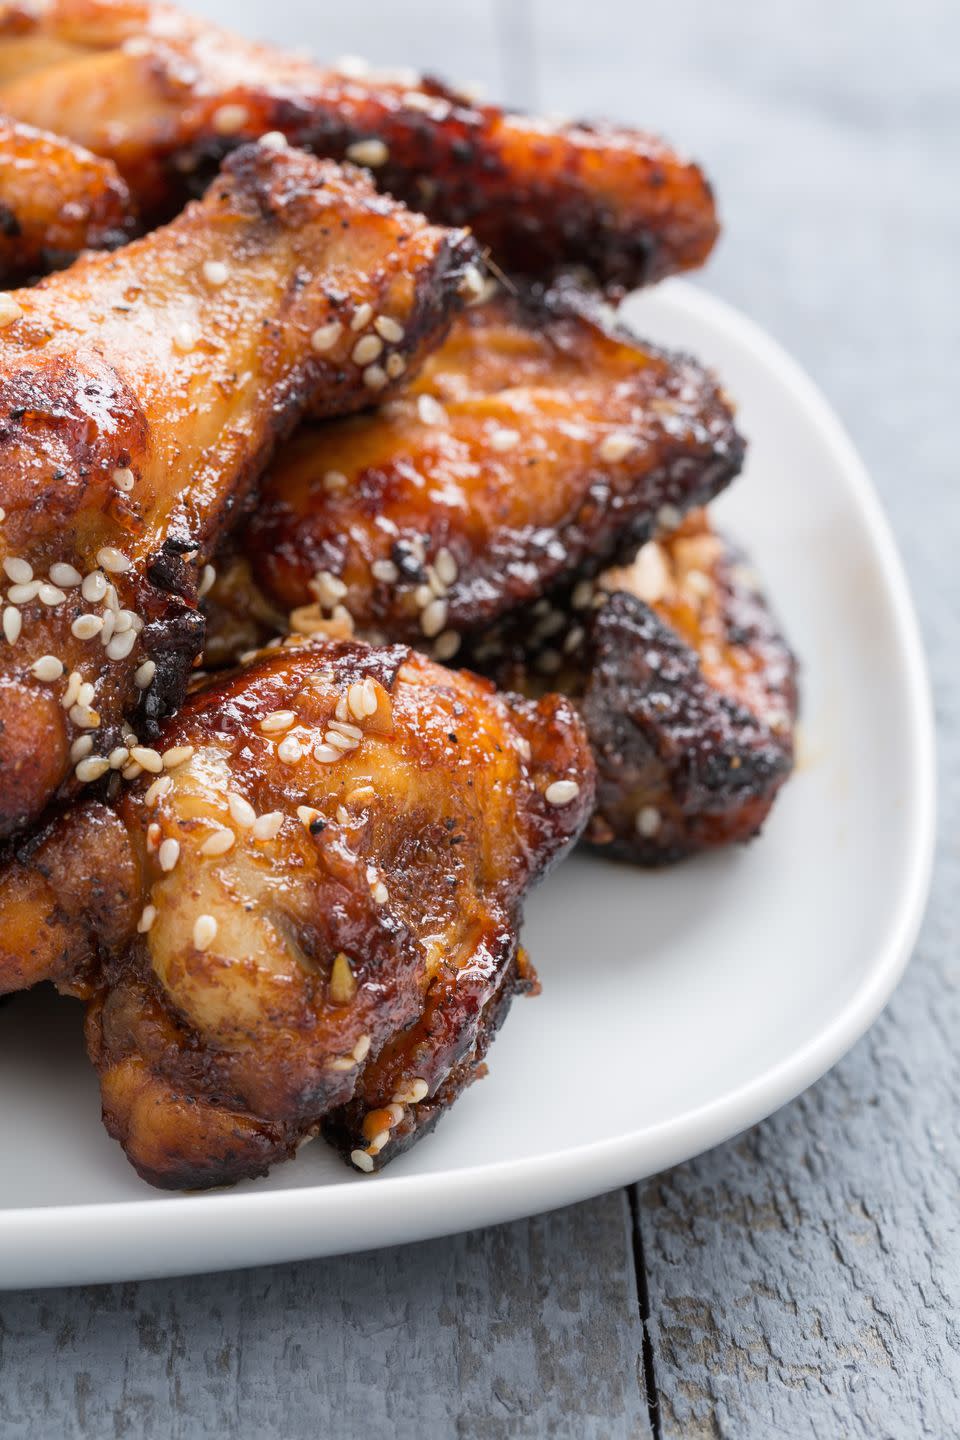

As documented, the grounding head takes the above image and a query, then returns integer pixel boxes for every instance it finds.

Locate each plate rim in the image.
[0,280,936,1287]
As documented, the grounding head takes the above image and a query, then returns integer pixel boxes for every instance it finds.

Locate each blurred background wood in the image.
[2,1,957,1435]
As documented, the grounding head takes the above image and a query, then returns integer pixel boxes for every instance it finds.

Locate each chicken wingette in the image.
[0,0,719,290]
[474,511,798,864]
[0,135,477,837]
[203,288,744,664]
[0,635,593,1186]
[0,114,135,282]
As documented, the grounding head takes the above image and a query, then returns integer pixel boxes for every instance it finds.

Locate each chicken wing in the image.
[475,511,798,864]
[0,136,477,837]
[204,288,744,664]
[0,0,719,289]
[0,114,135,282]
[0,635,593,1187]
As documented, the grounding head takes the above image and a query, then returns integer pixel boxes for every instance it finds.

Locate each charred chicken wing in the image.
[0,636,594,1186]
[0,114,135,282]
[206,289,744,663]
[471,511,797,864]
[0,0,719,289]
[0,136,477,837]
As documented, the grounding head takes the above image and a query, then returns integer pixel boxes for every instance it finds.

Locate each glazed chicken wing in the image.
[0,0,719,289]
[0,635,593,1186]
[475,511,798,864]
[205,289,744,664]
[0,114,135,282]
[0,136,477,836]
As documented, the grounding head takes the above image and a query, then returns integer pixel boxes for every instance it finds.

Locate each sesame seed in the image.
[71,614,103,640]
[515,735,532,762]
[82,570,107,602]
[49,563,81,587]
[37,583,65,606]
[353,1034,371,1062]
[112,467,135,492]
[434,547,458,587]
[350,303,374,333]
[458,265,485,302]
[202,259,229,288]
[636,805,661,837]
[75,756,110,782]
[312,570,348,609]
[162,744,194,769]
[2,606,21,643]
[134,659,156,689]
[351,333,383,366]
[212,102,249,134]
[350,1149,374,1173]
[374,315,405,342]
[121,761,142,780]
[417,394,446,426]
[433,630,461,661]
[385,353,406,379]
[599,431,635,463]
[363,363,388,391]
[200,827,235,856]
[371,558,399,584]
[324,729,359,752]
[198,564,216,598]
[193,913,218,950]
[260,709,296,734]
[131,746,163,774]
[259,130,288,151]
[413,583,433,609]
[96,547,132,574]
[70,735,94,761]
[106,630,136,660]
[360,678,379,716]
[328,718,363,741]
[252,811,283,840]
[322,470,349,493]
[98,611,115,644]
[420,597,448,638]
[108,746,129,769]
[313,742,341,763]
[0,294,23,327]
[227,792,256,827]
[158,838,180,871]
[336,804,350,826]
[30,655,63,681]
[297,805,323,828]
[347,682,368,719]
[69,703,100,729]
[277,734,303,764]
[402,90,436,113]
[371,880,388,904]
[490,427,520,453]
[7,581,39,603]
[345,138,389,167]
[393,1079,429,1104]
[310,321,343,353]
[329,951,356,1004]
[346,784,375,805]
[137,904,156,934]
[0,508,4,520]
[571,580,595,610]
[3,557,32,584]
[545,779,580,806]
[173,322,196,353]
[61,673,82,710]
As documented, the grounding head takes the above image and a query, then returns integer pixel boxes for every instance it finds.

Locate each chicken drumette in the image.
[0,114,135,282]
[0,135,476,836]
[0,0,719,290]
[0,635,593,1186]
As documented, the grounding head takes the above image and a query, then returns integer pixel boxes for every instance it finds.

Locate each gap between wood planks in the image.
[629,1186,663,1440]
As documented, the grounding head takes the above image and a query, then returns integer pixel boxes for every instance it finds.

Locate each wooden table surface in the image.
[2,2,956,1435]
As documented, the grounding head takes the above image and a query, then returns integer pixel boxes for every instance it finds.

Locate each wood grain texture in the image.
[0,1191,652,1440]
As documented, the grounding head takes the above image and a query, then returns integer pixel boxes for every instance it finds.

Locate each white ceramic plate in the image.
[0,282,935,1289]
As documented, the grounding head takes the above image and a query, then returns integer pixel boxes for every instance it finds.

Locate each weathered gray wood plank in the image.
[0,1190,652,1440]
[523,0,960,1433]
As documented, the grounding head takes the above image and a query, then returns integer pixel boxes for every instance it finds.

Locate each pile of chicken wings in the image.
[0,0,797,1189]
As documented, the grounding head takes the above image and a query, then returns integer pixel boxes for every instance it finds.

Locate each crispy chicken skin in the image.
[206,290,744,662]
[0,0,719,289]
[0,114,135,282]
[0,137,477,837]
[0,636,594,1186]
[472,512,797,864]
